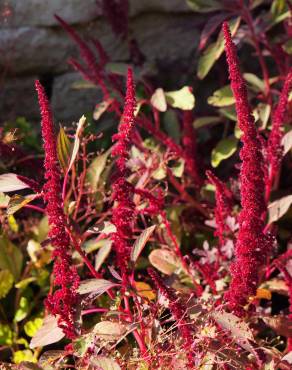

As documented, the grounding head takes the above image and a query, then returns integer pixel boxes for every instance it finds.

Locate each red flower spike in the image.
[266,71,292,200]
[35,80,79,339]
[111,68,136,274]
[182,110,202,186]
[222,23,272,315]
[206,170,233,247]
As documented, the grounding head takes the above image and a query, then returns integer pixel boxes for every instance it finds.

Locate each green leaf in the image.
[86,149,111,191]
[24,318,43,338]
[211,137,238,167]
[57,126,72,172]
[283,39,292,55]
[163,110,181,143]
[186,0,222,13]
[93,100,112,120]
[131,225,156,263]
[282,130,292,156]
[7,194,37,215]
[0,269,14,298]
[193,116,221,129]
[0,234,23,280]
[13,350,36,364]
[0,323,13,345]
[15,296,29,322]
[234,124,243,139]
[0,192,10,207]
[8,214,19,232]
[219,106,237,121]
[0,173,29,193]
[67,115,86,172]
[165,86,195,110]
[170,158,185,178]
[208,85,235,107]
[150,88,167,112]
[256,103,271,129]
[244,73,265,92]
[197,17,240,79]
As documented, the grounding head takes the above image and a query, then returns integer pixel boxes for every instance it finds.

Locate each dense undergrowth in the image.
[0,1,292,369]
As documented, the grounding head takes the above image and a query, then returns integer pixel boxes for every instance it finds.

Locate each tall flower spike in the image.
[222,23,272,315]
[182,110,202,186]
[111,68,136,275]
[35,81,79,339]
[112,67,136,172]
[206,170,233,248]
[266,71,292,201]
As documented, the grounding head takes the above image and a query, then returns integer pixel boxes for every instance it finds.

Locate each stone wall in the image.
[0,0,200,123]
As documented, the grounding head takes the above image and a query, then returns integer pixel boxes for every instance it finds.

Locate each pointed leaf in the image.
[86,149,111,190]
[0,270,14,298]
[89,356,121,370]
[93,321,126,341]
[95,243,112,272]
[0,173,29,192]
[131,225,156,263]
[165,86,195,110]
[197,17,240,79]
[208,85,235,107]
[7,194,37,215]
[30,315,65,348]
[211,311,254,353]
[150,88,167,112]
[77,279,118,295]
[268,194,292,224]
[57,126,72,172]
[211,137,238,167]
[149,249,181,275]
[68,115,86,171]
[0,234,23,279]
[282,130,292,156]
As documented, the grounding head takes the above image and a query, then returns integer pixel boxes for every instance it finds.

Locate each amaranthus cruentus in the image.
[148,268,195,365]
[222,23,272,315]
[111,68,136,275]
[266,71,292,201]
[35,80,79,338]
[206,170,233,248]
[182,110,202,186]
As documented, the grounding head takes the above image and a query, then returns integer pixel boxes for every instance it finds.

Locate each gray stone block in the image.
[1,0,100,27]
[51,72,102,123]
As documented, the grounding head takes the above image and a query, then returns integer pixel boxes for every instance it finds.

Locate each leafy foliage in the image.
[0,0,292,369]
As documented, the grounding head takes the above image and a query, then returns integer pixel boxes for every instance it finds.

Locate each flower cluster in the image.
[206,170,233,247]
[35,80,79,338]
[222,23,272,315]
[100,0,129,39]
[182,110,202,186]
[55,15,109,100]
[111,68,136,274]
[266,71,292,200]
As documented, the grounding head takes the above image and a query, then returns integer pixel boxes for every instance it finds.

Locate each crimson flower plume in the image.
[222,23,272,315]
[35,80,79,338]
[111,68,136,274]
